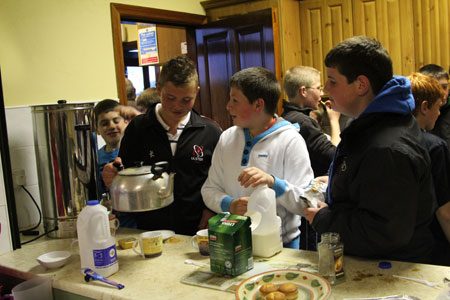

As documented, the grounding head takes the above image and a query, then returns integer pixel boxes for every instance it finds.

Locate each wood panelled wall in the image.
[413,0,450,71]
[300,0,450,84]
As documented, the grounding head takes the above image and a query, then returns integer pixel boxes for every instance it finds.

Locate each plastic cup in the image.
[12,276,53,300]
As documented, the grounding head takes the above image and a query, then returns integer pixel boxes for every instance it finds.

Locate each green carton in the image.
[208,213,253,276]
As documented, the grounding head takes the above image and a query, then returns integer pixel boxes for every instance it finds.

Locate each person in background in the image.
[282,66,340,177]
[94,99,128,200]
[125,77,137,108]
[304,36,435,264]
[103,56,222,235]
[281,66,341,251]
[437,201,450,244]
[136,87,161,113]
[418,64,450,152]
[408,72,450,266]
[202,67,314,249]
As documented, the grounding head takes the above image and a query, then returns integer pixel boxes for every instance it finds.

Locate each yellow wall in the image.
[0,0,205,107]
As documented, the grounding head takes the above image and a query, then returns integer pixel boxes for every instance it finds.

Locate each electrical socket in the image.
[12,169,26,188]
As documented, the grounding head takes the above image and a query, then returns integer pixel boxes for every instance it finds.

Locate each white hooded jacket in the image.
[201,118,314,243]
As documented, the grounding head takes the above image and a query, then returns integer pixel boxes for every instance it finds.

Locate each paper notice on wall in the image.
[181,42,187,54]
[137,24,159,66]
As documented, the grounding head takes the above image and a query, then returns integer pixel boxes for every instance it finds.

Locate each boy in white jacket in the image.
[201,67,314,248]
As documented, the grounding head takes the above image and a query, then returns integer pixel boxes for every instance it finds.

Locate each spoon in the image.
[343,296,420,300]
[393,275,440,287]
[184,259,209,267]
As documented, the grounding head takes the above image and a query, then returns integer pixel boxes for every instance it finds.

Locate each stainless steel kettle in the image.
[110,161,175,212]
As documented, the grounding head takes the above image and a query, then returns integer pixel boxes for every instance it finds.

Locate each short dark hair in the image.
[229,67,280,115]
[159,56,198,88]
[418,64,449,80]
[324,36,393,95]
[136,88,160,112]
[94,99,120,121]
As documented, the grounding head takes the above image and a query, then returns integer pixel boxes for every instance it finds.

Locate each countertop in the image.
[0,228,449,300]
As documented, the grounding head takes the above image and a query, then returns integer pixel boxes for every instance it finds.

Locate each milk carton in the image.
[208,213,253,276]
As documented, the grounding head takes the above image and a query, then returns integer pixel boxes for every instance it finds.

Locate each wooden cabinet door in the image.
[196,9,278,130]
[352,0,415,75]
[300,0,353,84]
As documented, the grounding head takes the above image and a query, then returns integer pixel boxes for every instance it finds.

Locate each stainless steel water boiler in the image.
[32,100,98,238]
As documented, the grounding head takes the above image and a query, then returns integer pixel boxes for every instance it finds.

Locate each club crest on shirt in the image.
[191,145,204,162]
[148,150,155,159]
[337,158,347,174]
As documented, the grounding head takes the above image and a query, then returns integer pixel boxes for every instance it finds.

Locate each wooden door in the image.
[196,9,279,130]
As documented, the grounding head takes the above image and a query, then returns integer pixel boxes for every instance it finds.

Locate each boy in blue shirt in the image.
[94,99,128,199]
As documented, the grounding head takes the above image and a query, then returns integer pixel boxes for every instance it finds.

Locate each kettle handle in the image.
[151,161,169,179]
[113,162,124,171]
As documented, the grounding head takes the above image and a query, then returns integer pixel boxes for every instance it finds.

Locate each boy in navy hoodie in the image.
[304,36,435,264]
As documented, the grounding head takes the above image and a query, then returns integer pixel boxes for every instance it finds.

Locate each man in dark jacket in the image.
[103,57,222,235]
[304,36,435,264]
[282,66,340,177]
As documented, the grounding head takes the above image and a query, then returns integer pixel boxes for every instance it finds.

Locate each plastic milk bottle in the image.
[77,200,118,277]
[245,185,283,257]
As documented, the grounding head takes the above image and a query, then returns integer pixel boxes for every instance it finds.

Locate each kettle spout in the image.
[158,173,175,198]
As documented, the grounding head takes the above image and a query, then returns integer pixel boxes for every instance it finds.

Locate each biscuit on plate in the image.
[266,291,286,300]
[278,283,298,300]
[259,283,279,297]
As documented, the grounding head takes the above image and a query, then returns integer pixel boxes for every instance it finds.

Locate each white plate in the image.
[148,230,175,240]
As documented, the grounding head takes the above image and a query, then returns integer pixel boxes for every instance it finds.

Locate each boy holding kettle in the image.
[103,56,222,235]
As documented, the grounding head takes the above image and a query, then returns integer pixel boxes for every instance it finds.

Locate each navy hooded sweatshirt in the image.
[313,76,435,264]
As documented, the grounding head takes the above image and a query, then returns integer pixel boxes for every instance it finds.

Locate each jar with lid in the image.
[318,232,344,285]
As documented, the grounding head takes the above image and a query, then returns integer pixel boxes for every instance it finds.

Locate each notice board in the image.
[137,23,159,66]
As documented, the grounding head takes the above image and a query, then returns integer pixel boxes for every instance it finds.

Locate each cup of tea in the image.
[132,231,163,258]
[109,213,120,236]
[191,229,209,256]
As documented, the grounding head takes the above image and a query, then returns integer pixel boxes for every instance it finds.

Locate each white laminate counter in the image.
[0,228,449,300]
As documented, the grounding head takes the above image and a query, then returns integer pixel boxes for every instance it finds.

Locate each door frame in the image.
[110,3,207,105]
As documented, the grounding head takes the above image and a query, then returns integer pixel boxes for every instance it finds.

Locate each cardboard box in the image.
[208,213,253,276]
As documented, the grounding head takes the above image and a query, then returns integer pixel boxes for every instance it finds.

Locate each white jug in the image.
[77,200,118,277]
[245,185,283,257]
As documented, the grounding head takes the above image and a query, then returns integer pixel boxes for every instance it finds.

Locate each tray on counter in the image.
[180,257,318,293]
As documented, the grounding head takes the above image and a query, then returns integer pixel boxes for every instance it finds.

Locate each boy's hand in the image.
[303,200,328,223]
[238,167,275,188]
[116,105,141,122]
[324,100,340,123]
[103,157,122,187]
[198,208,215,230]
[230,197,249,215]
[315,175,329,184]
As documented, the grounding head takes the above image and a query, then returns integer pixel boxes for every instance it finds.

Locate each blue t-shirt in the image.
[97,146,119,199]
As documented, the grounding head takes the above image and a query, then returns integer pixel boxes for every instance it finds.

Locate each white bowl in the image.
[36,251,71,269]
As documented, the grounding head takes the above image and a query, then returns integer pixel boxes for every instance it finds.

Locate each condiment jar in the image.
[318,232,344,285]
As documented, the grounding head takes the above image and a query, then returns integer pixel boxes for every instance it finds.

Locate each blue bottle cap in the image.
[378,261,392,269]
[87,200,99,206]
